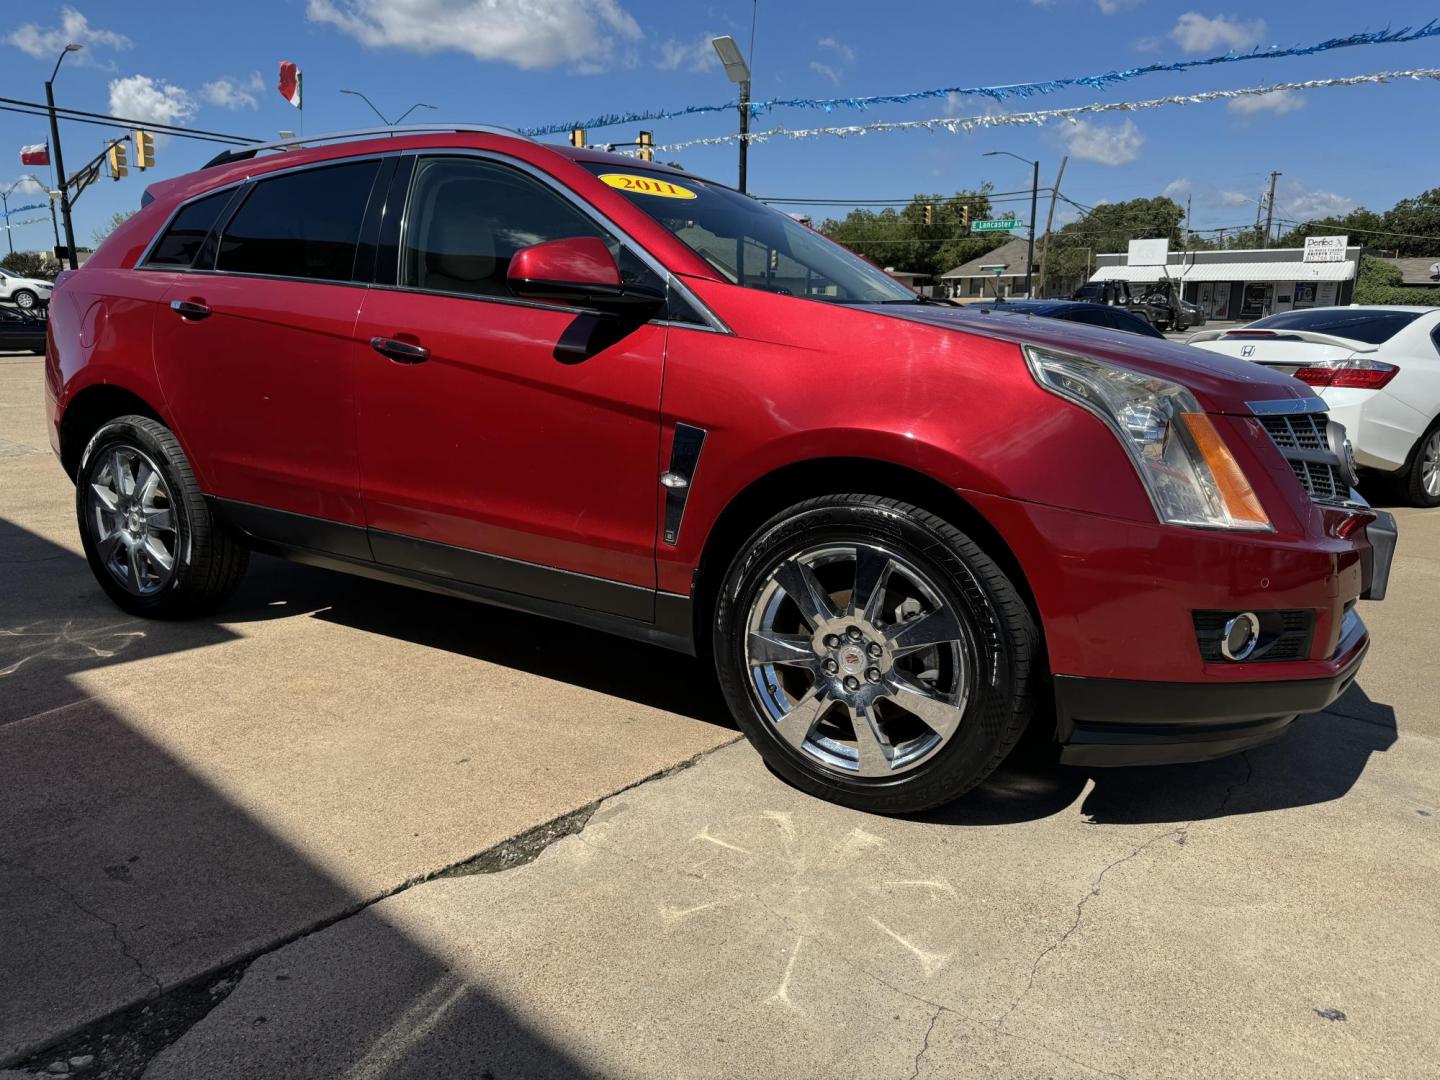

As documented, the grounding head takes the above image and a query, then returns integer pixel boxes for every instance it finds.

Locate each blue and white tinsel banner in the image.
[617,68,1440,154]
[521,21,1440,137]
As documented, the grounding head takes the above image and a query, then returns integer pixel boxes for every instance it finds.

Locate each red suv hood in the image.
[863,304,1316,415]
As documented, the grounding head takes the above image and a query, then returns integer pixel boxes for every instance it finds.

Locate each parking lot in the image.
[2,349,1437,1078]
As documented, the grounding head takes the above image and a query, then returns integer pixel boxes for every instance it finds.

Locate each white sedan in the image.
[0,268,53,311]
[1189,306,1440,506]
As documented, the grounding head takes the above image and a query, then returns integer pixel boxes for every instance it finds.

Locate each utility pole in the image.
[46,44,83,270]
[1263,170,1281,249]
[1037,155,1067,298]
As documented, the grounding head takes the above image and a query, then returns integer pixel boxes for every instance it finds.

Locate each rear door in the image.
[351,153,667,615]
[153,158,385,550]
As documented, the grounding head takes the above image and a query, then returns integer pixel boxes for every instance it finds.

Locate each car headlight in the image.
[1024,345,1272,531]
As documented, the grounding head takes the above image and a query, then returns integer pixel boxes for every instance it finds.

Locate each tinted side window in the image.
[217,160,380,281]
[1248,308,1423,344]
[144,189,233,268]
[402,157,614,301]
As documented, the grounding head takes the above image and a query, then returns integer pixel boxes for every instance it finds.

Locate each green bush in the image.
[1354,255,1440,305]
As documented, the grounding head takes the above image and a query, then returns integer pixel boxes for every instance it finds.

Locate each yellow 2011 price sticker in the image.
[599,173,698,200]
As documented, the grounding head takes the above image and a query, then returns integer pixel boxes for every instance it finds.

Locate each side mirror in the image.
[508,237,665,315]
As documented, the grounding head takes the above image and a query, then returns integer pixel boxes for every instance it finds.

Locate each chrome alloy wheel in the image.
[744,543,973,778]
[87,444,179,596]
[1423,431,1440,498]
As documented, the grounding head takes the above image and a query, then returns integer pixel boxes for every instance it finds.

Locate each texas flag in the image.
[19,144,48,166]
[277,61,302,109]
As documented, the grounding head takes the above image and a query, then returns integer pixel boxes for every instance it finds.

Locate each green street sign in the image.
[971,218,1019,233]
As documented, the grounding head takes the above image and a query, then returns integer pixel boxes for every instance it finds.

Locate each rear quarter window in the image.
[143,189,234,268]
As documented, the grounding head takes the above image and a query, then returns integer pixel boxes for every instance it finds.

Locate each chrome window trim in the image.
[391,147,731,335]
[1246,396,1329,416]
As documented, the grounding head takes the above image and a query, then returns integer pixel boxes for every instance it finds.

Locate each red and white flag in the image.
[277,61,302,109]
[20,143,49,166]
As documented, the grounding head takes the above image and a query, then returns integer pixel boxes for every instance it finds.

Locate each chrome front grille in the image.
[1257,410,1348,504]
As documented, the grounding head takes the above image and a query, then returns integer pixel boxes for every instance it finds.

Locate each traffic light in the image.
[923,203,933,226]
[134,129,155,170]
[638,130,654,162]
[107,140,128,180]
[962,205,971,230]
[570,127,586,148]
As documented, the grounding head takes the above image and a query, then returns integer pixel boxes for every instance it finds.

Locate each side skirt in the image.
[211,498,697,655]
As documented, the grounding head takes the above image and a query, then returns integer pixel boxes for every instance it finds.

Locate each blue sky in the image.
[3,0,1440,256]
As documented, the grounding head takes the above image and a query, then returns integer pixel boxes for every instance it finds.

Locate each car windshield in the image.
[581,164,917,304]
[1245,308,1425,344]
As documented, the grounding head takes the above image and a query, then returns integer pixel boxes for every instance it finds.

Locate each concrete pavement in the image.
[3,352,1438,1077]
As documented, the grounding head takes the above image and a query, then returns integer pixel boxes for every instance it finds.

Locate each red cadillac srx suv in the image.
[45,126,1396,813]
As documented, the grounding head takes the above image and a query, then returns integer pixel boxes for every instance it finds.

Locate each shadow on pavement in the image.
[0,519,611,1073]
[928,683,1397,828]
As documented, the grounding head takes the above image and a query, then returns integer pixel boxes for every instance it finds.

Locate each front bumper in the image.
[1056,609,1369,766]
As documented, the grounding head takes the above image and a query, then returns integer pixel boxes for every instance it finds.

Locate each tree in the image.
[91,210,135,247]
[0,251,53,281]
[819,188,1008,279]
[1044,197,1185,293]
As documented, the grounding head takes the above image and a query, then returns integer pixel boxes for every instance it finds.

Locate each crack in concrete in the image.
[0,854,164,1001]
[996,752,1257,1041]
[908,1006,942,1080]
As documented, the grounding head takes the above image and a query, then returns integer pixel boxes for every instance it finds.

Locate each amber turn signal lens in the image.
[1179,413,1272,530]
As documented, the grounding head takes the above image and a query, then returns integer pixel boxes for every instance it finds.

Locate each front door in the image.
[353,155,666,617]
[153,158,383,540]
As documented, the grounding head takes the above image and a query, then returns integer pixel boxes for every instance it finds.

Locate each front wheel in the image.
[13,289,38,311]
[76,415,249,618]
[714,495,1038,814]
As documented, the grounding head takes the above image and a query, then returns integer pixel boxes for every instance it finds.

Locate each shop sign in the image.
[1303,235,1349,263]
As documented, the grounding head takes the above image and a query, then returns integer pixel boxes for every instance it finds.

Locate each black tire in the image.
[13,289,38,311]
[1401,419,1440,508]
[76,415,248,618]
[714,495,1038,814]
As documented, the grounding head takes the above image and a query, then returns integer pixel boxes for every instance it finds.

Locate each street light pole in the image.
[984,150,1040,298]
[46,44,83,271]
[711,36,753,193]
[1,188,13,256]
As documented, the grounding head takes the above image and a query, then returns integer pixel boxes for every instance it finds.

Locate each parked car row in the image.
[0,304,48,352]
[0,266,53,311]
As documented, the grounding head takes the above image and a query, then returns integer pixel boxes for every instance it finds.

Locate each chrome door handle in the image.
[370,336,429,364]
[169,299,210,320]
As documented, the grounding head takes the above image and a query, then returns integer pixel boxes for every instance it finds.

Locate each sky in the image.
[3,0,1440,260]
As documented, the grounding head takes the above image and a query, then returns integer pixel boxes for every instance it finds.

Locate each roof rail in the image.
[201,123,534,170]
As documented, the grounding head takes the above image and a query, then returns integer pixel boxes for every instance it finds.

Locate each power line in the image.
[0,97,259,146]
[758,186,1046,205]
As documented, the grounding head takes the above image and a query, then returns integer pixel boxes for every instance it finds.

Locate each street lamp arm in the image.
[393,103,438,126]
[983,149,1036,168]
[340,89,392,126]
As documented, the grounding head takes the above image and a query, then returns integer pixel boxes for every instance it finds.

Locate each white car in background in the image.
[1189,306,1440,507]
[0,268,53,311]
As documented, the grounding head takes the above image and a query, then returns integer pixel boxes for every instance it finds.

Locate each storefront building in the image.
[1089,242,1362,321]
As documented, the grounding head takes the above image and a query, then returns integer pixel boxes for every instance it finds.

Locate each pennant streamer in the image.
[521,22,1440,137]
[627,68,1440,154]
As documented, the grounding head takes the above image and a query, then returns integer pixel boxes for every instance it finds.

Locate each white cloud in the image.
[1227,89,1305,116]
[655,34,719,72]
[108,75,198,137]
[817,36,856,63]
[200,72,264,111]
[307,0,641,71]
[1164,177,1192,198]
[1170,13,1265,53]
[1277,180,1356,223]
[1098,0,1145,13]
[809,61,840,84]
[1216,189,1253,207]
[1061,118,1144,166]
[7,6,130,62]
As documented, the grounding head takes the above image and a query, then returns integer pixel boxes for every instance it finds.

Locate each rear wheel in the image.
[1403,422,1440,508]
[76,416,249,617]
[714,495,1038,814]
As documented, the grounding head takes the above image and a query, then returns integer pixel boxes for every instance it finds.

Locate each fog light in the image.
[1220,612,1260,661]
